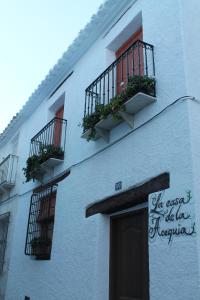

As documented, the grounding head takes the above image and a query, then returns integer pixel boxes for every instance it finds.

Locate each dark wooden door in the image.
[110,209,149,300]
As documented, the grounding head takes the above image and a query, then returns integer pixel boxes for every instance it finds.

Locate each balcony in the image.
[0,155,18,193]
[23,118,67,182]
[81,40,156,142]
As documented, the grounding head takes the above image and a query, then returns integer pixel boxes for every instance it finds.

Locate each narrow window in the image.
[25,185,57,260]
[0,213,10,272]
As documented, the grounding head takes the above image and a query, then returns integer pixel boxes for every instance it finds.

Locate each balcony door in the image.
[110,208,149,300]
[54,105,64,147]
[116,28,143,94]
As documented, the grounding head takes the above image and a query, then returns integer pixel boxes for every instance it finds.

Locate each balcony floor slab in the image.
[81,92,156,142]
[40,158,64,173]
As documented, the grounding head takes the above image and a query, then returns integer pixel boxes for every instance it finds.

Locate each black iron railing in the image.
[0,154,18,186]
[30,117,67,158]
[84,40,155,124]
[25,185,57,260]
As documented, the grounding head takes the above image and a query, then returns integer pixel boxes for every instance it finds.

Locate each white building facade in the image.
[0,0,200,299]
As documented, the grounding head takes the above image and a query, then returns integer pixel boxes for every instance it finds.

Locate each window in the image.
[25,185,57,260]
[0,213,10,272]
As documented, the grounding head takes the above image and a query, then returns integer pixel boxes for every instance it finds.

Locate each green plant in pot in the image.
[100,95,125,120]
[39,144,64,163]
[30,236,51,259]
[82,75,155,141]
[82,105,102,141]
[82,98,125,141]
[127,75,155,97]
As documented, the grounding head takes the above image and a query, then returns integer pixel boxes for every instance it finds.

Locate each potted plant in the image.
[39,144,64,163]
[126,75,155,97]
[82,105,102,140]
[30,236,51,259]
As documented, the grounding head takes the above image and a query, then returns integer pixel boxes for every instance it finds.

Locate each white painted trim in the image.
[109,201,148,217]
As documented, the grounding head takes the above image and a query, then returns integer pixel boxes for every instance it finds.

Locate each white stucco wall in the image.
[5,99,200,300]
[179,0,200,98]
[179,0,200,290]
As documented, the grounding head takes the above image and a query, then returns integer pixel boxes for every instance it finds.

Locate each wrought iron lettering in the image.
[149,191,196,244]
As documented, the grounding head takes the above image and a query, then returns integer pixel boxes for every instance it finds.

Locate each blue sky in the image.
[0,0,104,133]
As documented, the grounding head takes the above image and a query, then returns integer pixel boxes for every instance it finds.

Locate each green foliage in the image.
[82,109,101,138]
[82,75,155,140]
[82,108,101,140]
[39,144,64,163]
[99,95,124,120]
[23,155,41,182]
[127,75,155,97]
[23,144,64,182]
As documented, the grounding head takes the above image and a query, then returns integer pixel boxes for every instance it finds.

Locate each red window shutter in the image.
[116,28,143,94]
[54,106,64,146]
[37,193,56,222]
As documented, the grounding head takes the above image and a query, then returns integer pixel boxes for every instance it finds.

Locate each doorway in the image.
[109,208,149,300]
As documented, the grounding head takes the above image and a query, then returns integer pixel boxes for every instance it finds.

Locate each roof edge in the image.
[0,0,136,147]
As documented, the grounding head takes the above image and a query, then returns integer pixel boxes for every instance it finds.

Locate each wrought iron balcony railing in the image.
[0,154,18,191]
[25,185,57,260]
[30,117,67,160]
[83,40,155,130]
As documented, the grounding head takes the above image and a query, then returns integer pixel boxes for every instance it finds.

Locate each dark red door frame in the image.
[116,28,143,94]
